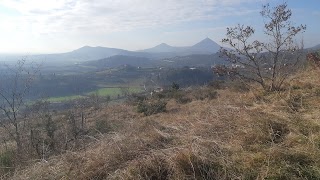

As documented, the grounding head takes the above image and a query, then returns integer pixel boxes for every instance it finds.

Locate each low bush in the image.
[287,93,303,112]
[176,96,192,104]
[174,151,225,179]
[137,100,167,116]
[269,121,290,144]
[0,150,14,176]
[227,80,250,92]
[193,89,217,100]
[208,80,226,89]
[128,156,172,180]
[171,91,192,104]
[314,88,320,96]
[126,93,148,106]
[95,119,113,134]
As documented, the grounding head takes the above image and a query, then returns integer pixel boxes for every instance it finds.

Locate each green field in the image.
[46,87,142,103]
[47,95,85,102]
[87,87,142,97]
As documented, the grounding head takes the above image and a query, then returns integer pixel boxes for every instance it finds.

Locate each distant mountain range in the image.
[141,38,220,54]
[1,39,319,68]
[82,38,224,68]
[8,38,222,65]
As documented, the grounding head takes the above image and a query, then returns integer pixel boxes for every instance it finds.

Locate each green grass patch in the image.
[47,95,85,102]
[45,87,142,103]
[87,87,142,97]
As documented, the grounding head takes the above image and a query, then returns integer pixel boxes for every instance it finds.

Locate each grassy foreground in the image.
[6,68,320,179]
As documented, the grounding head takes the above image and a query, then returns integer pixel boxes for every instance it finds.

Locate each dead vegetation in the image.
[1,64,320,179]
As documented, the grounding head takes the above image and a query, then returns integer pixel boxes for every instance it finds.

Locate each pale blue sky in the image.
[0,0,319,54]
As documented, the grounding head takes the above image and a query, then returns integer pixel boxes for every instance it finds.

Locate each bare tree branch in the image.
[219,2,306,91]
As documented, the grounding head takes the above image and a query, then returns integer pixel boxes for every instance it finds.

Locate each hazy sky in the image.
[0,0,319,54]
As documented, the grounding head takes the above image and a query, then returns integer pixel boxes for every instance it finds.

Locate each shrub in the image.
[208,80,225,89]
[269,121,289,144]
[174,151,226,179]
[193,89,218,100]
[151,90,172,100]
[314,88,320,96]
[130,157,172,180]
[287,94,303,112]
[171,82,180,91]
[171,91,192,104]
[95,119,113,134]
[137,100,167,116]
[270,151,320,179]
[0,150,14,175]
[303,82,314,90]
[127,93,148,105]
[291,85,301,90]
[292,114,320,136]
[176,96,192,104]
[228,80,250,92]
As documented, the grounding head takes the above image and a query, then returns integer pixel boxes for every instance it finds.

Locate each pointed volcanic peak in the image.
[142,43,184,53]
[190,38,221,53]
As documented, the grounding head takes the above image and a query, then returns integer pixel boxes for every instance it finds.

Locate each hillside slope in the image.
[9,68,320,179]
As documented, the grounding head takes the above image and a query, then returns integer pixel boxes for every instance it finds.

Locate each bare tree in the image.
[220,2,306,91]
[28,100,57,158]
[0,59,40,157]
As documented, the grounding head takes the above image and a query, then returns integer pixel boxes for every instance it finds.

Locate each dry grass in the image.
[5,67,320,179]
